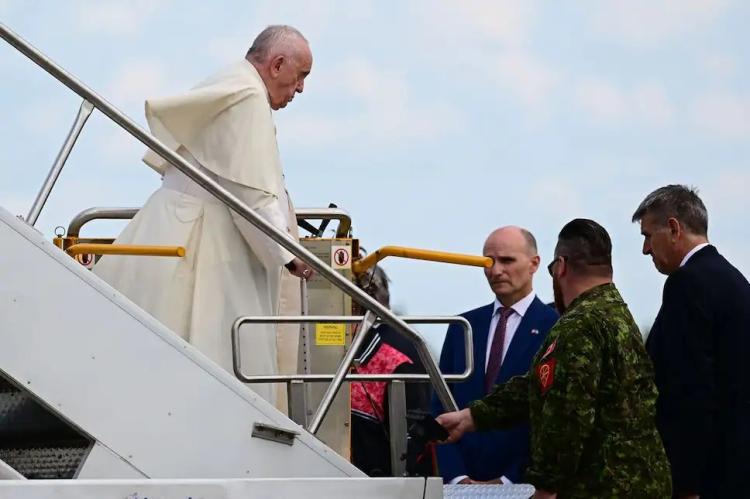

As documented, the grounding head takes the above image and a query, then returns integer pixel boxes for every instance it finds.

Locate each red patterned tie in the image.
[485,307,515,392]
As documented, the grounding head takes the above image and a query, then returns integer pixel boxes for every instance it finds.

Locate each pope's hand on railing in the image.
[286,257,316,280]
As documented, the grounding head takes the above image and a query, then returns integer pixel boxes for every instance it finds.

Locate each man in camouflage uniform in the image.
[437,219,671,498]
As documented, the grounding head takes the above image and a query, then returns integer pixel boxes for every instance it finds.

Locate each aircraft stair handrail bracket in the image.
[25,100,94,226]
[353,246,492,274]
[64,206,350,239]
[67,207,139,238]
[295,208,351,239]
[232,315,475,383]
[56,208,184,259]
[0,22,458,414]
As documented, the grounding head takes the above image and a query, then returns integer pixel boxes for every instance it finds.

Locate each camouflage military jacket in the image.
[470,283,671,498]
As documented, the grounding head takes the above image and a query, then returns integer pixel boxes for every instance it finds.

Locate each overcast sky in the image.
[2,1,748,355]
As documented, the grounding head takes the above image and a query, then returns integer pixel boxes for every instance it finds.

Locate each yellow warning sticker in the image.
[315,323,346,346]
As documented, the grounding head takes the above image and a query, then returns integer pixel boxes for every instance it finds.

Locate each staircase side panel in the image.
[75,442,145,479]
[0,207,362,479]
[0,477,442,499]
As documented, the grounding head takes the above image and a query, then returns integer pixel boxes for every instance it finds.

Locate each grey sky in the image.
[2,0,748,354]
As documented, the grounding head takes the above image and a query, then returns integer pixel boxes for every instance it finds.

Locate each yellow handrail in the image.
[66,243,185,258]
[352,245,492,274]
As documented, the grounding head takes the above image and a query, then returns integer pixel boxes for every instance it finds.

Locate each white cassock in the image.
[94,60,298,405]
[276,201,302,413]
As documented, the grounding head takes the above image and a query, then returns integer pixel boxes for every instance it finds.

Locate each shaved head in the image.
[483,226,540,306]
[484,226,538,257]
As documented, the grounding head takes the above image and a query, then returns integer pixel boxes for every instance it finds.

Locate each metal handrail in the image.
[67,207,139,238]
[26,100,94,225]
[295,208,351,238]
[67,206,349,239]
[0,23,458,418]
[309,311,377,429]
[232,315,474,382]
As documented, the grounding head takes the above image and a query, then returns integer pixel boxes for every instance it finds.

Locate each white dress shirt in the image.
[485,290,537,369]
[451,289,537,485]
[680,243,709,268]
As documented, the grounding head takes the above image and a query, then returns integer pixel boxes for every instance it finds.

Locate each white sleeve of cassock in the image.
[217,177,296,269]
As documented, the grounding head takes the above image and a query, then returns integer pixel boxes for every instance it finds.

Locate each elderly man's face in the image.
[483,228,539,305]
[268,43,312,110]
[640,213,680,275]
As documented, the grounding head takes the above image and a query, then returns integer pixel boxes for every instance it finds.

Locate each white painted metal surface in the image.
[76,443,145,479]
[0,477,444,499]
[0,206,363,479]
[0,459,24,480]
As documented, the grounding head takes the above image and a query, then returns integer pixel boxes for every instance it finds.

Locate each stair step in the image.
[0,444,90,479]
[0,372,92,478]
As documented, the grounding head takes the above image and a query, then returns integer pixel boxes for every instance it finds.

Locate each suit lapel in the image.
[475,303,495,381]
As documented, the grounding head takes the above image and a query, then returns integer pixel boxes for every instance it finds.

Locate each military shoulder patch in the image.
[536,358,556,394]
[540,339,557,360]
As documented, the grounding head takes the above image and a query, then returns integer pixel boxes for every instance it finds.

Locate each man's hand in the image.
[532,490,557,499]
[436,408,476,444]
[458,478,503,485]
[286,258,315,280]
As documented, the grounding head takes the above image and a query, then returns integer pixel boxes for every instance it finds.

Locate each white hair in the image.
[246,25,307,62]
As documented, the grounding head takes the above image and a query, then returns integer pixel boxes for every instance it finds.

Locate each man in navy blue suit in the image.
[633,185,750,499]
[433,226,558,484]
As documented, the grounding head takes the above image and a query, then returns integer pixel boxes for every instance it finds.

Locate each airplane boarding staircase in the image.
[0,21,537,499]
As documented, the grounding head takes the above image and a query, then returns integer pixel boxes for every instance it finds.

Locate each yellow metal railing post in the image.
[352,245,492,274]
[66,243,185,258]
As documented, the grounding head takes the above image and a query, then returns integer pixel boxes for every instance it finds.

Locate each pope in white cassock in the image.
[94,26,315,405]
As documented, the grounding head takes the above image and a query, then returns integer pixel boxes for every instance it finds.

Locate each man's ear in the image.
[558,257,569,278]
[667,217,682,241]
[530,254,541,273]
[270,55,284,76]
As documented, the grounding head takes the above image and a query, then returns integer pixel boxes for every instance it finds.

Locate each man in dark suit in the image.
[433,226,558,484]
[633,184,750,499]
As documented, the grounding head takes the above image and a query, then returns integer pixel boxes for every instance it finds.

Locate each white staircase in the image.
[0,206,362,480]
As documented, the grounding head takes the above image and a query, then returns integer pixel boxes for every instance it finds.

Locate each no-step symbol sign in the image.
[331,246,351,269]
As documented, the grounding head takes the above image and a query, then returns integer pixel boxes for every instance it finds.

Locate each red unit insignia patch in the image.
[536,358,556,394]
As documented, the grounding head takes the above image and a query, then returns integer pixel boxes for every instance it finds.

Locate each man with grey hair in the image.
[95,25,314,406]
[246,25,311,110]
[633,184,750,499]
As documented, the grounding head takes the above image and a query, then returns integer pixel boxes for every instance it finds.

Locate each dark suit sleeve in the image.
[654,272,716,495]
[432,322,468,482]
